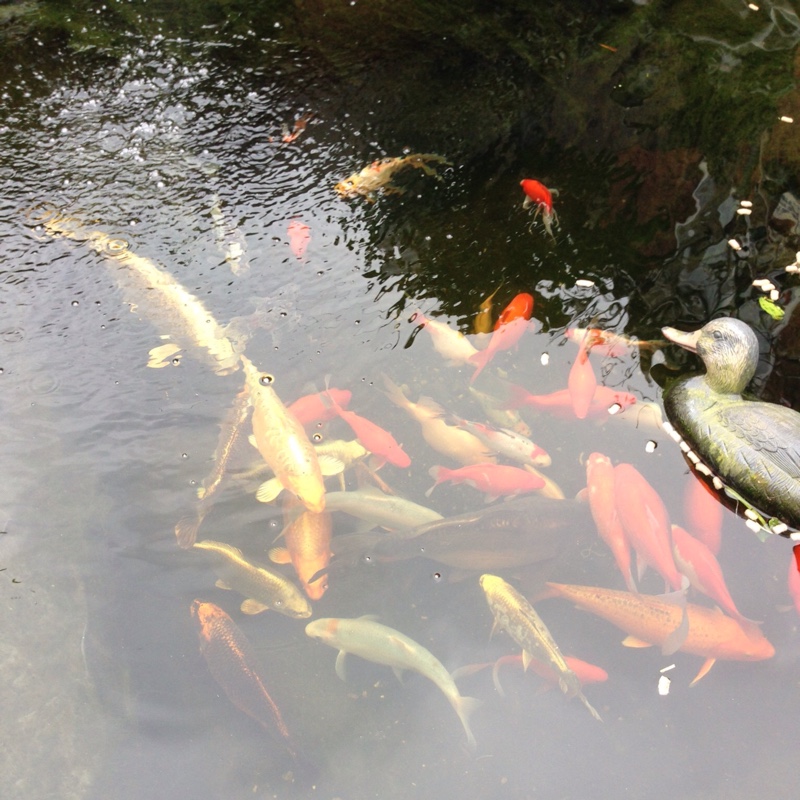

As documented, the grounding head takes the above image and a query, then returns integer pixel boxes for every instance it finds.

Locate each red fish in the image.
[586,453,635,591]
[426,463,544,499]
[520,179,558,238]
[546,582,775,685]
[683,473,723,555]
[493,292,534,331]
[671,524,745,620]
[190,600,298,756]
[565,328,657,358]
[325,389,411,468]
[468,316,529,383]
[613,463,683,590]
[287,219,310,259]
[288,388,351,427]
[508,385,637,419]
[789,545,800,617]
[567,339,597,419]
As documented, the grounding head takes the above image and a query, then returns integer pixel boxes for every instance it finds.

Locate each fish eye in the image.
[312,432,323,442]
[259,373,274,386]
[274,599,283,607]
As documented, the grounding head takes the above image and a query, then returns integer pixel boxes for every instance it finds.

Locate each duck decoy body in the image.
[662,317,800,537]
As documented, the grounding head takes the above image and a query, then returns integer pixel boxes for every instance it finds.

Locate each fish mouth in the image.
[662,326,701,354]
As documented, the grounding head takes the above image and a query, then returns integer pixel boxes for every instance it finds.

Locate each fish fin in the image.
[488,620,499,640]
[491,660,507,697]
[661,592,690,656]
[416,396,445,417]
[256,478,284,504]
[335,650,348,681]
[577,691,603,722]
[622,635,653,648]
[392,667,405,683]
[268,546,291,565]
[357,613,380,622]
[317,454,345,477]
[240,598,269,615]
[690,657,716,686]
[147,342,182,368]
[248,434,258,449]
[521,650,532,672]
[451,663,491,682]
[174,515,201,549]
[453,695,482,751]
[214,579,232,591]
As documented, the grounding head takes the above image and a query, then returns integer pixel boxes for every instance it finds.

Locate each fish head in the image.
[190,599,222,628]
[277,593,313,619]
[305,617,339,643]
[303,570,329,601]
[335,178,357,197]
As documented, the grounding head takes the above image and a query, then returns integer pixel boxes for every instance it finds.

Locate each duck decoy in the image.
[661,317,800,538]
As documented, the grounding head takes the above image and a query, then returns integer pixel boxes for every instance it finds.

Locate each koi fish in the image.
[565,328,661,358]
[427,463,545,500]
[494,292,534,331]
[545,582,774,685]
[193,539,312,618]
[683,473,723,555]
[508,385,637,418]
[614,463,682,590]
[287,219,310,259]
[39,210,240,375]
[468,384,532,436]
[191,600,298,757]
[305,615,480,749]
[451,417,550,467]
[585,453,635,592]
[209,194,249,276]
[480,574,602,720]
[335,153,451,202]
[281,112,312,143]
[415,311,479,365]
[671,525,746,621]
[325,487,443,531]
[468,316,529,384]
[325,386,411,469]
[382,375,494,466]
[788,545,800,617]
[473,284,503,334]
[567,338,597,419]
[242,355,326,513]
[521,179,558,239]
[288,388,352,427]
[270,497,332,600]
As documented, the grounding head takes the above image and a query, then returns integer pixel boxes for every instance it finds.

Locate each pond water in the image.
[2,2,800,799]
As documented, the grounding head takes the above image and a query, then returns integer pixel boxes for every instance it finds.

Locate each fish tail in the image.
[381,373,411,410]
[452,694,481,751]
[175,513,203,549]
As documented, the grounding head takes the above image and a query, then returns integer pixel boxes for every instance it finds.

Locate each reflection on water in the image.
[2,3,800,799]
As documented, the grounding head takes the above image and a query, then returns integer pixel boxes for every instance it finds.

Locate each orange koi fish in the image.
[508,385,637,418]
[242,355,326,513]
[288,388,351,427]
[521,179,558,238]
[426,463,544,500]
[788,545,800,617]
[270,497,332,601]
[614,463,682,590]
[565,328,659,358]
[281,112,312,143]
[415,310,479,365]
[586,453,635,592]
[545,582,775,685]
[325,388,411,469]
[190,600,298,756]
[567,338,597,419]
[469,316,529,384]
[683,473,723,555]
[671,524,745,621]
[493,292,534,331]
[287,219,310,259]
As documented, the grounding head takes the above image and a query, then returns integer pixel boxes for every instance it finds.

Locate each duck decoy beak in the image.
[662,326,701,354]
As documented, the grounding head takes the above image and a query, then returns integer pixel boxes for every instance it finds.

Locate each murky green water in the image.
[2,2,800,798]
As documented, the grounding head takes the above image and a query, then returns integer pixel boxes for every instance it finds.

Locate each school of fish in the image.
[29,171,793,779]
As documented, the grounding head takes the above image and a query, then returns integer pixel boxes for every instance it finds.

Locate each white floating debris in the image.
[790,531,800,541]
[686,450,700,464]
[736,207,752,216]
[645,440,657,454]
[662,420,675,435]
[712,476,723,490]
[752,279,772,290]
[748,3,759,10]
[679,440,691,453]
[787,264,800,274]
[779,115,794,124]
[658,675,671,696]
[540,353,550,366]
[669,428,683,443]
[772,522,788,535]
[576,279,595,288]
[744,508,759,521]
[608,403,622,415]
[696,463,712,477]
[746,519,763,534]
[770,289,780,302]
[740,200,753,208]
[728,239,742,251]
[660,664,676,673]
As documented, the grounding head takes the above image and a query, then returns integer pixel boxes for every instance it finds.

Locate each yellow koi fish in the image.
[34,207,240,375]
[335,153,451,202]
[242,355,326,514]
[306,615,480,750]
[480,574,601,720]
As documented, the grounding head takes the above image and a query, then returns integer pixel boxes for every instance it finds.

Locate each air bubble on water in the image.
[312,432,323,441]
[171,358,180,365]
[259,373,274,386]
[280,311,287,317]
[433,572,442,582]
[182,453,188,459]
[0,368,4,375]
[645,440,657,453]
[71,300,79,307]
